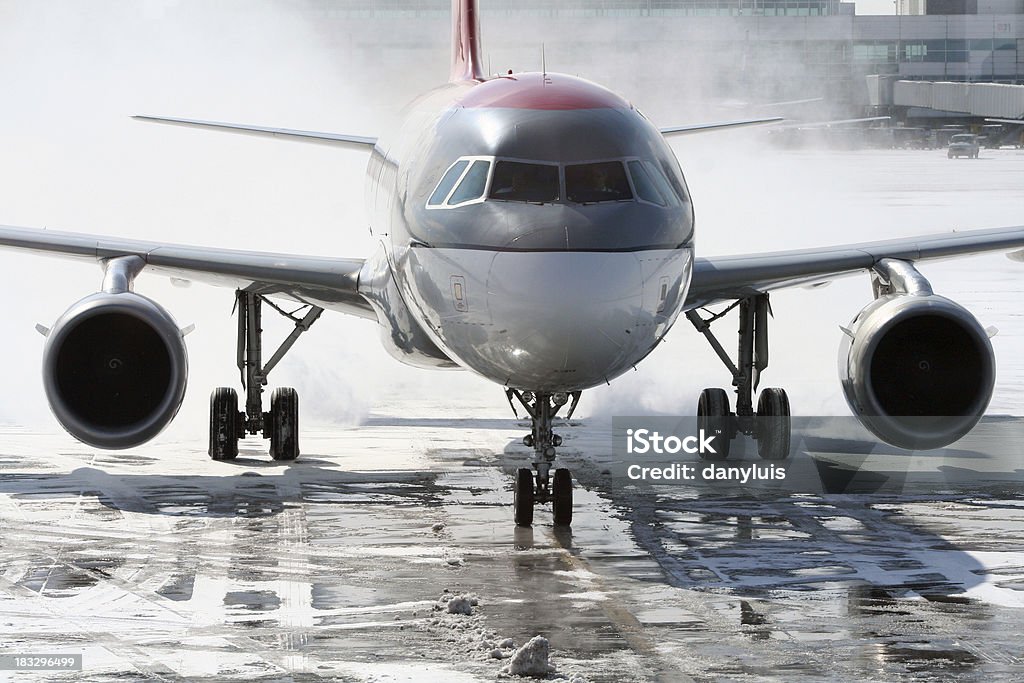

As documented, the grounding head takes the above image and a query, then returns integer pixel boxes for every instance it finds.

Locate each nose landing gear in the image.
[507,389,580,527]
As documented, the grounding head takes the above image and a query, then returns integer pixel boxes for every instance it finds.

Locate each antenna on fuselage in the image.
[542,43,551,85]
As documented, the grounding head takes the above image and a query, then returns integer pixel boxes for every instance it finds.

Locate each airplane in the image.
[2,0,1023,528]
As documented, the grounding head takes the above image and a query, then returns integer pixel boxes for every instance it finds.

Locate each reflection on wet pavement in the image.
[0,409,1022,682]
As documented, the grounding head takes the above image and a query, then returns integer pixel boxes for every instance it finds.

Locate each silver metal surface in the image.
[685,224,1024,309]
[872,258,934,297]
[0,224,374,318]
[100,255,145,295]
[397,247,692,391]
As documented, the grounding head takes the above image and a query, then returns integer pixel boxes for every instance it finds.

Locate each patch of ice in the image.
[551,569,599,582]
[332,661,484,682]
[559,591,608,602]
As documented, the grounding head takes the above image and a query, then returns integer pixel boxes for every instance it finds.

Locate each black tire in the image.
[756,387,791,460]
[697,388,731,460]
[209,387,240,461]
[269,387,299,461]
[514,468,534,527]
[552,468,573,527]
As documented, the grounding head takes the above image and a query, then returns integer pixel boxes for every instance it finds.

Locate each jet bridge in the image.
[868,76,1024,119]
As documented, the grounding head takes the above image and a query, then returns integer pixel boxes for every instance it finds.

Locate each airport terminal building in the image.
[304,0,1024,114]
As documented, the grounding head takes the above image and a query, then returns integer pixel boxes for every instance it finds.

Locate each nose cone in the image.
[402,246,690,392]
[484,251,645,390]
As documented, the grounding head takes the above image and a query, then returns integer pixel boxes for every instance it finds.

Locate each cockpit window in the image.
[428,160,470,206]
[626,161,665,206]
[447,160,490,205]
[657,159,690,206]
[640,160,683,208]
[565,161,633,203]
[489,161,559,203]
[427,156,690,211]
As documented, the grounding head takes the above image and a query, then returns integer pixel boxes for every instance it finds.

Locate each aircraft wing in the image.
[133,115,378,150]
[660,117,783,136]
[0,224,374,319]
[776,115,891,129]
[685,225,1024,309]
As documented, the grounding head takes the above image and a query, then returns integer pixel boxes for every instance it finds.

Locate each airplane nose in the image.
[485,251,646,390]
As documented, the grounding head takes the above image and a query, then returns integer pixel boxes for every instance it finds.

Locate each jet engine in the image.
[839,259,994,450]
[41,291,188,449]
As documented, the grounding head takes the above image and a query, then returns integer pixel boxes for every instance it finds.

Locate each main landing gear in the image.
[209,290,323,462]
[686,294,792,461]
[506,389,581,527]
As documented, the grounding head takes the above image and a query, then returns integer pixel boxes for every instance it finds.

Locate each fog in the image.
[1,1,1020,444]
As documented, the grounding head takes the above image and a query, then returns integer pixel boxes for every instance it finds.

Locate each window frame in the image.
[624,157,670,207]
[425,154,691,210]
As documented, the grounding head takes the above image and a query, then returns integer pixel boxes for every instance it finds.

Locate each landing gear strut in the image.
[209,290,322,462]
[506,389,581,527]
[686,294,791,461]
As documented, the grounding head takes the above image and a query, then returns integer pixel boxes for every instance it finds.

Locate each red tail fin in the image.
[451,0,484,82]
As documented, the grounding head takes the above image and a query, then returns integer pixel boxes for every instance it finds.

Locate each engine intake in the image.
[42,292,188,449]
[840,291,994,450]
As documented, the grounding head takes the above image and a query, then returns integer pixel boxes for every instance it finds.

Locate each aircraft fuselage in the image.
[363,72,695,392]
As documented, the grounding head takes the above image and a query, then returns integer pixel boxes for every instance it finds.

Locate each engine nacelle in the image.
[42,292,188,449]
[840,293,994,450]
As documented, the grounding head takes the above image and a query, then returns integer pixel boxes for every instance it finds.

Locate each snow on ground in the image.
[503,636,554,678]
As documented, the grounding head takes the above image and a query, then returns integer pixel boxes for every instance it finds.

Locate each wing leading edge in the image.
[686,225,1024,309]
[0,224,374,319]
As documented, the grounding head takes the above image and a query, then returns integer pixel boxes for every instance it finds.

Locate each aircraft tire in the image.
[209,387,240,461]
[697,387,731,460]
[756,387,791,461]
[552,468,573,527]
[514,468,534,527]
[269,387,300,461]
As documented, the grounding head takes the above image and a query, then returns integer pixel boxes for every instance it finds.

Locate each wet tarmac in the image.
[1,403,1022,682]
